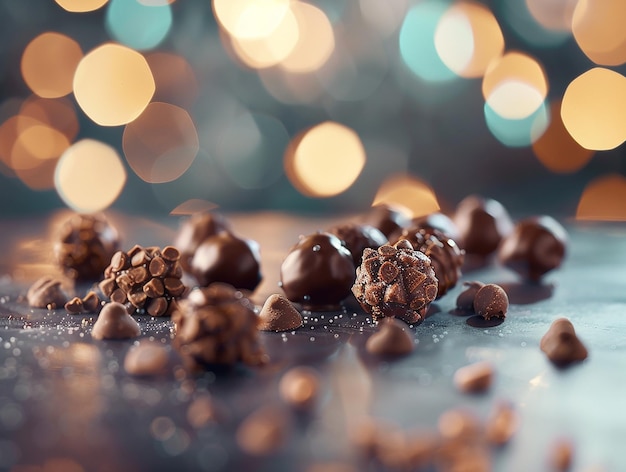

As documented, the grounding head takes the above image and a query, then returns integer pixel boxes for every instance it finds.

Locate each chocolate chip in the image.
[128,266,149,284]
[82,291,100,311]
[110,251,129,272]
[456,281,485,312]
[146,297,168,317]
[161,245,180,262]
[128,289,148,308]
[474,284,508,320]
[149,256,167,277]
[91,302,140,340]
[65,297,84,314]
[365,318,415,357]
[143,278,165,298]
[279,366,320,410]
[123,341,169,376]
[453,361,494,393]
[236,406,289,456]
[485,401,518,446]
[110,288,127,304]
[540,318,588,366]
[258,294,303,332]
[98,277,116,297]
[164,277,185,297]
[131,250,149,267]
[27,276,68,309]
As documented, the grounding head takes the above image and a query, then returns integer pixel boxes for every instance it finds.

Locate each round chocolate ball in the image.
[395,212,462,246]
[327,223,388,266]
[174,212,231,270]
[190,232,262,291]
[498,216,567,282]
[453,195,513,256]
[362,204,411,239]
[474,284,508,320]
[280,232,355,309]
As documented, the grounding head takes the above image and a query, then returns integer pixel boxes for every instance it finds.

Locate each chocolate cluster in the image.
[172,283,267,369]
[99,245,185,316]
[54,213,120,280]
[352,240,438,324]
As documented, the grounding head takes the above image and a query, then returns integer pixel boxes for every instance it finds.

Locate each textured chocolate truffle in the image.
[498,216,568,282]
[352,240,438,324]
[453,195,513,256]
[455,281,485,312]
[190,232,262,292]
[280,233,355,309]
[27,277,68,309]
[362,204,411,239]
[172,283,268,369]
[540,318,588,367]
[174,212,231,270]
[258,294,303,332]
[327,223,388,266]
[91,302,141,340]
[393,228,464,298]
[365,317,415,357]
[54,213,120,280]
[474,284,508,320]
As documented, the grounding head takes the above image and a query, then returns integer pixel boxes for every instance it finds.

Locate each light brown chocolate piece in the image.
[549,438,574,471]
[27,276,68,309]
[236,406,289,456]
[187,394,224,428]
[474,284,508,320]
[453,361,494,393]
[540,318,588,367]
[437,409,482,441]
[258,294,303,332]
[279,366,320,410]
[456,281,485,312]
[365,318,415,357]
[123,341,169,376]
[485,401,519,446]
[65,291,101,314]
[91,302,141,340]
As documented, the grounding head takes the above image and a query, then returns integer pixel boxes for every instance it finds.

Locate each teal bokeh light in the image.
[399,0,457,82]
[484,100,549,148]
[106,0,173,51]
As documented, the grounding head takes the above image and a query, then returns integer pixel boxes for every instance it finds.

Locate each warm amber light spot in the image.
[55,0,108,12]
[170,199,218,215]
[122,102,199,183]
[572,0,626,66]
[561,68,626,151]
[483,51,548,119]
[532,100,594,173]
[11,123,69,170]
[576,174,626,221]
[435,1,504,78]
[285,122,366,198]
[279,2,335,73]
[15,158,59,190]
[19,96,79,142]
[145,52,199,109]
[213,0,291,39]
[526,0,576,32]
[73,43,155,126]
[21,32,83,98]
[372,174,440,218]
[55,139,127,213]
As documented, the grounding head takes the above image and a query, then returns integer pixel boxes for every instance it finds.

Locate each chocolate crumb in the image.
[474,284,508,320]
[123,341,169,376]
[540,318,588,366]
[236,406,289,456]
[27,276,68,309]
[365,318,415,357]
[91,302,141,340]
[258,294,303,332]
[456,281,485,312]
[279,366,320,410]
[485,401,519,446]
[453,361,494,393]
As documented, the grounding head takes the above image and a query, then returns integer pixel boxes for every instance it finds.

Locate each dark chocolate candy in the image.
[391,212,462,246]
[453,195,513,256]
[352,240,438,324]
[327,223,388,266]
[190,232,262,292]
[91,302,141,340]
[498,216,567,282]
[27,276,68,309]
[174,212,231,270]
[540,318,588,367]
[361,204,411,239]
[258,294,303,332]
[474,284,508,320]
[280,232,355,309]
[455,281,485,312]
[365,317,415,357]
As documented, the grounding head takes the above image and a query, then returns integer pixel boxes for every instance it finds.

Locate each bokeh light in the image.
[170,199,218,215]
[484,100,549,148]
[54,0,108,13]
[213,0,291,40]
[359,0,409,38]
[483,51,548,119]
[21,32,83,98]
[55,139,127,213]
[105,0,173,51]
[73,43,155,126]
[525,0,576,32]
[561,67,626,151]
[19,96,79,142]
[372,174,440,218]
[576,174,626,221]
[497,0,570,48]
[11,122,69,170]
[572,0,626,66]
[14,158,59,191]
[435,1,505,78]
[285,122,365,198]
[145,52,199,109]
[532,100,594,173]
[399,0,457,82]
[122,102,199,184]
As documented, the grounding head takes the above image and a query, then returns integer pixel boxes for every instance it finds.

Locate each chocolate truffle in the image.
[498,216,568,282]
[123,341,170,376]
[54,213,120,280]
[540,318,588,367]
[279,366,320,410]
[258,294,303,332]
[172,283,268,369]
[99,245,185,317]
[190,232,262,292]
[365,317,415,357]
[327,223,388,266]
[91,302,141,340]
[393,228,464,298]
[453,361,494,393]
[27,276,68,309]
[474,284,508,320]
[455,281,485,312]
[362,204,411,239]
[352,240,438,324]
[280,233,355,309]
[174,211,231,270]
[453,195,513,256]
[392,212,462,245]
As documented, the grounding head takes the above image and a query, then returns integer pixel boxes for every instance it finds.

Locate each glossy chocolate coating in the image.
[498,216,567,282]
[474,284,508,320]
[327,223,388,266]
[174,212,231,270]
[280,232,355,309]
[362,204,411,239]
[392,212,462,246]
[540,318,588,366]
[456,281,485,312]
[453,196,513,256]
[190,232,262,291]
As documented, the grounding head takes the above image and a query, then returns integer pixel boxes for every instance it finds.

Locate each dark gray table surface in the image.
[0,211,624,472]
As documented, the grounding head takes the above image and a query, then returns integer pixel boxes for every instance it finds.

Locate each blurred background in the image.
[1,0,626,219]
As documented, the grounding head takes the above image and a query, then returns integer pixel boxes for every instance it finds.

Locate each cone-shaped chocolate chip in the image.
[474,284,508,319]
[540,318,588,366]
[365,318,414,357]
[92,302,141,340]
[258,294,303,332]
[456,281,485,312]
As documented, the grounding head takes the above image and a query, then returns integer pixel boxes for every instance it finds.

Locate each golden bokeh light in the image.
[279,1,335,74]
[145,52,199,109]
[213,0,291,40]
[526,0,576,32]
[122,102,199,183]
[482,51,548,119]
[21,32,83,98]
[372,174,440,218]
[55,139,127,213]
[54,0,109,12]
[532,100,594,173]
[435,1,504,78]
[561,67,626,151]
[19,96,79,142]
[285,122,366,198]
[11,123,69,170]
[572,0,626,66]
[73,43,155,126]
[14,158,59,191]
[576,174,626,221]
[170,199,218,215]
